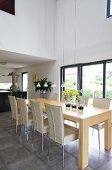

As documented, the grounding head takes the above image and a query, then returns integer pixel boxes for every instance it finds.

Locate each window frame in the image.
[107,0,112,18]
[60,64,80,99]
[60,59,112,99]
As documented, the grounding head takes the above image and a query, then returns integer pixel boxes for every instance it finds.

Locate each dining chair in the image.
[30,100,48,152]
[17,98,33,141]
[79,96,89,106]
[50,93,59,101]
[8,95,22,133]
[91,97,111,150]
[45,103,79,167]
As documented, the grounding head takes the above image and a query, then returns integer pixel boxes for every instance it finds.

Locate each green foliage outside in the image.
[65,76,77,89]
[106,91,112,99]
[82,90,102,98]
[65,71,112,99]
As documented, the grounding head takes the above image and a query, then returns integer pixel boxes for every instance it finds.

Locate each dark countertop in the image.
[0,91,27,112]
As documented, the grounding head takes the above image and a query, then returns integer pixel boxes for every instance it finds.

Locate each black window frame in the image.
[60,63,80,99]
[60,59,112,99]
[107,0,112,18]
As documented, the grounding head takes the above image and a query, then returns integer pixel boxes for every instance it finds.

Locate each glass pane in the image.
[65,67,77,89]
[82,64,103,97]
[22,73,28,91]
[106,62,112,98]
[110,1,112,15]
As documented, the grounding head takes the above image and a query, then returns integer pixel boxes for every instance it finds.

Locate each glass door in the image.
[65,67,77,90]
[22,72,28,91]
[82,64,103,98]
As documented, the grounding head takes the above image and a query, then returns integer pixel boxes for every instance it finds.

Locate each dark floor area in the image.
[0,112,112,170]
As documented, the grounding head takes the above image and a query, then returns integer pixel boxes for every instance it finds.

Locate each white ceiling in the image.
[0,50,53,68]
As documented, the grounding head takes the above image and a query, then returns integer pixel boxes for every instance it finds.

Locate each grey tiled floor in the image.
[0,112,112,170]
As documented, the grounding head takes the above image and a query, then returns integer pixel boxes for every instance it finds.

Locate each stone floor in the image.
[0,112,112,170]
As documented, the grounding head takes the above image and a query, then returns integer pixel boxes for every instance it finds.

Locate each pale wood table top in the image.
[26,98,111,169]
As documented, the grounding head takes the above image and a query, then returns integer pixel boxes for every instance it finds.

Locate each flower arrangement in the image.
[34,77,52,92]
[62,89,79,103]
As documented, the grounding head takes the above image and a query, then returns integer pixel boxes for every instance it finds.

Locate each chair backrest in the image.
[45,103,64,145]
[50,93,59,101]
[30,100,43,133]
[79,96,89,106]
[16,98,28,125]
[93,97,111,109]
[8,95,18,119]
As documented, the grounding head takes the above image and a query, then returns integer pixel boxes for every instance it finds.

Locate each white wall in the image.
[0,0,56,60]
[0,67,15,83]
[17,61,60,99]
[17,0,112,99]
[56,0,112,66]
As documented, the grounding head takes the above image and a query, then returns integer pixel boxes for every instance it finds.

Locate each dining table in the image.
[26,98,111,169]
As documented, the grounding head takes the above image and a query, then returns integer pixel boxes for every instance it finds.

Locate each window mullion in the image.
[103,63,106,98]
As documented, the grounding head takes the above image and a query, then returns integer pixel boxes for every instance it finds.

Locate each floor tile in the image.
[0,146,32,165]
[0,159,5,169]
[96,159,112,170]
[0,130,11,139]
[0,112,112,170]
[7,156,48,170]
[0,136,21,151]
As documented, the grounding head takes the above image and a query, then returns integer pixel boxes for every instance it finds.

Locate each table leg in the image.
[78,120,88,169]
[104,113,111,150]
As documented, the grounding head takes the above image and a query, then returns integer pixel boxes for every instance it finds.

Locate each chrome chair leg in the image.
[42,133,43,152]
[47,137,50,162]
[62,145,64,168]
[16,124,18,134]
[20,125,24,138]
[98,130,100,150]
[24,125,29,141]
[26,132,28,141]
[31,128,35,145]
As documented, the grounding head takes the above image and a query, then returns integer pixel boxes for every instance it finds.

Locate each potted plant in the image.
[62,89,79,101]
[62,89,79,109]
[34,77,52,94]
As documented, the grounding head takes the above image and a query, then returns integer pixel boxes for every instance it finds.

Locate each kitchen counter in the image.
[0,91,27,112]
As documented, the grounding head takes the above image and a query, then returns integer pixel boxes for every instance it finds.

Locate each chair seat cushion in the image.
[64,124,79,145]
